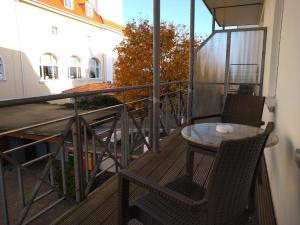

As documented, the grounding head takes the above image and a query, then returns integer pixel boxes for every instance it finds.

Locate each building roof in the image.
[63,83,117,93]
[25,0,124,31]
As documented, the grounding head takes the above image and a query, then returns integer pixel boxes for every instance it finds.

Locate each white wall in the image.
[0,0,123,100]
[262,0,300,224]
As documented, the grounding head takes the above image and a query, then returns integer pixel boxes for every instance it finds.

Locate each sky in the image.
[123,0,213,38]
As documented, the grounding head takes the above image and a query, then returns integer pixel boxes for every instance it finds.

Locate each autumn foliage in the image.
[114,19,200,101]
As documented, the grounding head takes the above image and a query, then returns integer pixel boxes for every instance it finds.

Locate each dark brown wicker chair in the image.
[118,123,274,225]
[191,94,265,128]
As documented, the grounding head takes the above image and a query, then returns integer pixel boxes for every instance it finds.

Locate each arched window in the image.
[68,56,81,79]
[89,58,101,79]
[39,53,58,80]
[0,57,4,80]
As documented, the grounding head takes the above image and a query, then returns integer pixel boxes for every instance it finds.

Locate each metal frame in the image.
[153,0,160,152]
[187,0,195,124]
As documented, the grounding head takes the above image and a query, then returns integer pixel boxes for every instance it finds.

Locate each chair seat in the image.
[130,176,255,225]
[130,176,208,225]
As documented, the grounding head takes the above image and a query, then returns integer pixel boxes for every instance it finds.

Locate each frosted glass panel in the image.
[195,33,227,83]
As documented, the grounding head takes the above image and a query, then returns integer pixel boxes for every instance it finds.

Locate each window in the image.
[89,58,101,79]
[0,57,5,80]
[51,26,58,35]
[39,53,58,80]
[64,0,73,9]
[68,56,81,79]
[85,3,93,17]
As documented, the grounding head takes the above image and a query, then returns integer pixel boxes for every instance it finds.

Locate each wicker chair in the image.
[118,123,274,225]
[191,94,265,128]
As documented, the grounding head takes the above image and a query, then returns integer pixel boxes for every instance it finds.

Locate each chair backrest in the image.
[205,122,274,225]
[222,94,265,127]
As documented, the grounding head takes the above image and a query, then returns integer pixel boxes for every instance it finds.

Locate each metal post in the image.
[259,29,267,96]
[73,98,84,202]
[121,92,129,167]
[60,145,67,195]
[153,0,160,152]
[212,8,216,32]
[187,0,195,124]
[148,94,153,149]
[84,126,89,182]
[224,32,232,101]
[0,159,9,225]
[17,166,26,208]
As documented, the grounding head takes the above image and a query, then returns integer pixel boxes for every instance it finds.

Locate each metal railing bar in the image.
[0,159,9,225]
[0,115,73,137]
[84,126,89,182]
[214,27,267,33]
[78,104,122,116]
[88,116,117,127]
[160,90,181,97]
[95,163,115,178]
[33,189,54,203]
[126,97,149,105]
[22,197,65,225]
[60,146,67,195]
[21,153,52,167]
[49,155,55,186]
[17,166,26,208]
[3,134,61,154]
[94,129,110,138]
[196,82,262,86]
[92,134,96,166]
[0,80,188,108]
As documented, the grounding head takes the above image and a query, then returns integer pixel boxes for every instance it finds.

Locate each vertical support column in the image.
[0,159,9,225]
[17,166,26,208]
[224,32,232,103]
[259,28,267,96]
[187,0,195,124]
[148,91,153,149]
[212,8,215,32]
[121,92,129,168]
[72,97,84,202]
[153,0,160,152]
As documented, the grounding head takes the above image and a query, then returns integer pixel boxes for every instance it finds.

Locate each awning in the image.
[203,0,264,26]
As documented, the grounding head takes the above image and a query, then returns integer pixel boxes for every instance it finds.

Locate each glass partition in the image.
[193,28,266,118]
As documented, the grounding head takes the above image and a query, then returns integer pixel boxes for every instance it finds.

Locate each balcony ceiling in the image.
[203,0,264,26]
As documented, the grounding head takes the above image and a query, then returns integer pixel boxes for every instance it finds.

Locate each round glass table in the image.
[181,123,278,151]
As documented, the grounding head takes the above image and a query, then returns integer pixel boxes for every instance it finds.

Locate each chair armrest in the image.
[259,121,265,127]
[119,170,208,211]
[191,114,222,124]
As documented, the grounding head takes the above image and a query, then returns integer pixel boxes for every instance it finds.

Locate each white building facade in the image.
[0,0,124,100]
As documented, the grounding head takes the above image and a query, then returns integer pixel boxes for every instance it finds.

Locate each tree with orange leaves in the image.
[114,19,201,101]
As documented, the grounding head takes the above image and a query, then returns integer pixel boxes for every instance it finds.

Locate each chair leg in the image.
[118,175,130,225]
[186,150,194,177]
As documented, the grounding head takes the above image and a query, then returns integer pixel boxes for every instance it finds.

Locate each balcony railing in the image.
[0,80,188,225]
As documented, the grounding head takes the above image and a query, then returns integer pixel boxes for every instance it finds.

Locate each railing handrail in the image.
[0,80,188,108]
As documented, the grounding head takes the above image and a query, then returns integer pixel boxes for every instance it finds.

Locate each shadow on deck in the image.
[53,129,276,225]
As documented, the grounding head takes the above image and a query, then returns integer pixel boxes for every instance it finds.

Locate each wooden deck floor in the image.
[53,129,276,225]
